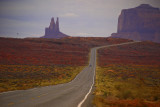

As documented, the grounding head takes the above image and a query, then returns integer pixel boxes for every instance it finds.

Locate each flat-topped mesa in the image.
[111,4,160,43]
[42,17,69,38]
[117,4,160,33]
[135,4,159,10]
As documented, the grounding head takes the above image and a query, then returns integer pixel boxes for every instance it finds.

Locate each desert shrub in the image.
[121,90,133,99]
[115,84,121,91]
[0,65,84,92]
[94,65,160,107]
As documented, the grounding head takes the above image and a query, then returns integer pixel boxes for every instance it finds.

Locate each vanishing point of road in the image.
[0,41,139,107]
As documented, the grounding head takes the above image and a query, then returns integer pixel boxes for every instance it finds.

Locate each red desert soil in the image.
[94,41,160,107]
[98,41,160,66]
[0,37,133,92]
[0,37,132,66]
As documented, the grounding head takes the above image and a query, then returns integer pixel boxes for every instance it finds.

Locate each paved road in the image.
[0,41,139,107]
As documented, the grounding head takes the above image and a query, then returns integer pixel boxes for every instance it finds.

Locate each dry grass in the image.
[94,65,160,107]
[0,65,84,92]
[94,41,160,107]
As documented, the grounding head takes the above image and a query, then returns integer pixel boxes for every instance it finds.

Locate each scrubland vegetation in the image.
[0,37,130,66]
[0,37,132,92]
[94,41,160,107]
[0,37,91,92]
[0,37,130,92]
[0,65,83,92]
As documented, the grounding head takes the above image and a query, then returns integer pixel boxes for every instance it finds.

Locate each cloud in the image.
[60,13,78,18]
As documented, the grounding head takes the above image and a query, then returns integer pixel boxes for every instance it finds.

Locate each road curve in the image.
[0,41,139,107]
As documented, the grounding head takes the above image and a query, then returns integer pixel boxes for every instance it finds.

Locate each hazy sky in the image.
[0,0,160,38]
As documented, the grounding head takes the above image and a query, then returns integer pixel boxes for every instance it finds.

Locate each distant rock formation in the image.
[42,17,69,38]
[111,4,160,43]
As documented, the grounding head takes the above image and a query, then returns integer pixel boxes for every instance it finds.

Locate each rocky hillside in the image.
[111,4,160,43]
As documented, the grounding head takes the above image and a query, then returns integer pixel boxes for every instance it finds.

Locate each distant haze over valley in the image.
[0,0,160,38]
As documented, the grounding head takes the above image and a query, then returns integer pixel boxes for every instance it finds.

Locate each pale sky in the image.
[0,0,160,38]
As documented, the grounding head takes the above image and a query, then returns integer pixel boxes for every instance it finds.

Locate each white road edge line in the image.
[77,49,96,107]
[77,41,140,107]
[77,69,95,107]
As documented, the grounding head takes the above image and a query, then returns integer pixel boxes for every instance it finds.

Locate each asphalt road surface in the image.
[0,41,139,107]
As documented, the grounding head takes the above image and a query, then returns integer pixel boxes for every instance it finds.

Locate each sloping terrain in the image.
[94,41,160,107]
[0,37,131,92]
[98,41,160,66]
[0,37,131,66]
[0,38,88,66]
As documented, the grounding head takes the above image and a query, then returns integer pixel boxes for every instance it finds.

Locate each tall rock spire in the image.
[49,17,55,31]
[43,17,69,38]
[55,17,59,32]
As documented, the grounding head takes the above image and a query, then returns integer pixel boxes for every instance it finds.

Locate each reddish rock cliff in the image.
[111,4,160,43]
[42,17,69,38]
